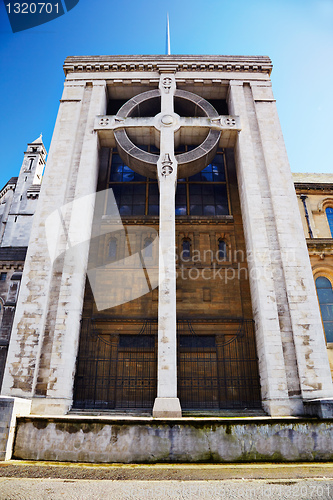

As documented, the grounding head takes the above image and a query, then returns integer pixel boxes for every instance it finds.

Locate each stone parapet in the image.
[63,55,273,77]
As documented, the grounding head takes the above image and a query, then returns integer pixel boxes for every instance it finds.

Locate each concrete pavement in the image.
[1,462,333,499]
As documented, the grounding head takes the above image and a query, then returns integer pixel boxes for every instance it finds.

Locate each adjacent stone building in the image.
[294,173,333,378]
[0,55,332,426]
[0,136,46,387]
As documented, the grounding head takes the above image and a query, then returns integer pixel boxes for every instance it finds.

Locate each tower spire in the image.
[166,13,171,55]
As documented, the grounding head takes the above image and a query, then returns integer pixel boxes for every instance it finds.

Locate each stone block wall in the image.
[13,416,333,463]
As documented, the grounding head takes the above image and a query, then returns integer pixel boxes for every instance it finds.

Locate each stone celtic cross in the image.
[94,73,240,416]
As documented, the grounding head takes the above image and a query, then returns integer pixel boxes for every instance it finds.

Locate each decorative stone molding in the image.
[101,215,234,226]
[294,183,333,193]
[157,63,179,74]
[63,55,272,76]
[320,198,333,212]
[0,181,17,201]
[161,154,173,177]
[0,264,24,271]
[161,77,172,93]
[26,184,41,199]
[307,238,333,256]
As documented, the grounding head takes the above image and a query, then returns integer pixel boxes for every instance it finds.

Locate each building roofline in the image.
[0,177,17,198]
[294,183,333,192]
[63,55,273,76]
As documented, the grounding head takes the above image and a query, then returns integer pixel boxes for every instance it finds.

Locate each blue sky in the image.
[0,0,332,191]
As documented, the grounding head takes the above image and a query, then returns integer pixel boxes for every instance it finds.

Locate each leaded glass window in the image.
[106,148,229,216]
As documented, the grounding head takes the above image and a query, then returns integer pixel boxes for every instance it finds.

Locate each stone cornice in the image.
[63,55,272,76]
[26,184,41,199]
[306,238,333,255]
[101,215,234,225]
[295,183,333,193]
[0,180,17,200]
[0,263,24,270]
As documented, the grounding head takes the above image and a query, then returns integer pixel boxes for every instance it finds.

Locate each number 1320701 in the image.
[6,3,59,14]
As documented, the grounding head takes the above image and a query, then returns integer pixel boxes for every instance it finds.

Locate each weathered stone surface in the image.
[304,399,333,419]
[0,397,31,461]
[1,55,332,423]
[13,416,333,463]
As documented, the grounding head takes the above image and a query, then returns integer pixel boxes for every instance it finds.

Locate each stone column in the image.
[1,80,86,402]
[152,74,181,417]
[250,82,333,411]
[228,81,291,416]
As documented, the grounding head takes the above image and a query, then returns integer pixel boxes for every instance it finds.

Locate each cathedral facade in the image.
[1,55,333,427]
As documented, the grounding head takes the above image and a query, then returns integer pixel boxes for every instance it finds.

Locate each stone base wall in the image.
[0,397,31,461]
[13,416,333,463]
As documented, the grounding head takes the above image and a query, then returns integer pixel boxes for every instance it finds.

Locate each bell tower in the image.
[1,135,46,247]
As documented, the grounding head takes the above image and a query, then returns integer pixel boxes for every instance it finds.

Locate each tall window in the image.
[176,150,229,216]
[108,238,117,259]
[144,237,153,258]
[326,207,333,237]
[316,277,333,343]
[106,148,229,216]
[218,239,227,260]
[181,238,191,260]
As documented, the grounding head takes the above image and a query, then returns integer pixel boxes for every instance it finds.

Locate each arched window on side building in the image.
[315,276,333,343]
[326,207,333,237]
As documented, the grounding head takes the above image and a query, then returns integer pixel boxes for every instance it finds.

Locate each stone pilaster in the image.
[250,82,333,404]
[1,80,107,416]
[32,82,107,414]
[228,81,291,416]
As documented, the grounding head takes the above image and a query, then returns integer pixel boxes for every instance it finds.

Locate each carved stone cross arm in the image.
[94,74,240,180]
[94,115,241,133]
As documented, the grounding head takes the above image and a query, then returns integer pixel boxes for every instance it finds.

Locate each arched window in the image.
[218,239,227,261]
[326,207,333,237]
[182,238,191,260]
[108,238,117,259]
[144,237,153,258]
[315,277,333,343]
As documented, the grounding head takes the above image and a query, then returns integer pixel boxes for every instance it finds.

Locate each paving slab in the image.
[1,477,333,499]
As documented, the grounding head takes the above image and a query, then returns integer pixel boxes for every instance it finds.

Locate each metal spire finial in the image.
[166,13,171,55]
